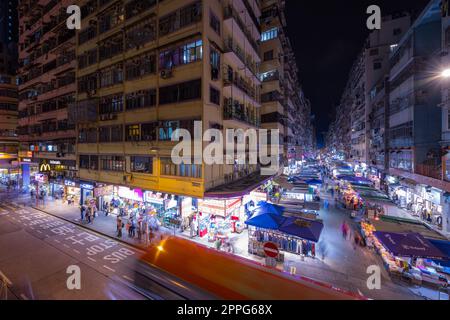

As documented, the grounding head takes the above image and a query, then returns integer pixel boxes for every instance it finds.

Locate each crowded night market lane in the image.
[0,192,201,300]
[0,182,427,300]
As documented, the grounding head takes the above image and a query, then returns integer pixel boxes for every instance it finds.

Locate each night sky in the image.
[285,0,431,148]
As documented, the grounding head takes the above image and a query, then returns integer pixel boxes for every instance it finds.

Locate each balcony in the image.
[223,5,259,59]
[224,100,259,127]
[223,67,259,104]
[224,38,259,81]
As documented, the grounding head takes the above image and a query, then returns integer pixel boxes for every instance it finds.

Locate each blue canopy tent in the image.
[279,217,324,242]
[245,213,286,230]
[255,201,285,216]
[428,239,450,268]
[373,232,448,259]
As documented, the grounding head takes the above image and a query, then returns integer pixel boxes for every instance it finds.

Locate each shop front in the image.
[196,198,244,241]
[80,181,95,206]
[421,186,443,228]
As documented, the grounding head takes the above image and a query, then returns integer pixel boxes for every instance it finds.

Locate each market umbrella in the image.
[245,213,286,230]
[336,175,356,181]
[255,201,285,215]
[373,232,448,260]
[278,217,324,242]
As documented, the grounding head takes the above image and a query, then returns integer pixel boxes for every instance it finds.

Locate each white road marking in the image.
[20,294,29,300]
[73,249,80,254]
[63,244,70,248]
[37,230,43,234]
[103,265,116,272]
[29,226,34,230]
[87,257,96,262]
[0,270,13,285]
[54,239,60,243]
[122,275,134,282]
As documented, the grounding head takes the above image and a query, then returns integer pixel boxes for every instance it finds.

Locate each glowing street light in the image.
[442,68,450,78]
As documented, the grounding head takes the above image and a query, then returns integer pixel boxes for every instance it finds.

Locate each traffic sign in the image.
[263,242,279,258]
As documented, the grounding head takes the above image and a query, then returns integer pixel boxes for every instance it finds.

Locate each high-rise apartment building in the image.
[0,0,19,186]
[260,0,312,167]
[69,0,264,206]
[17,0,77,193]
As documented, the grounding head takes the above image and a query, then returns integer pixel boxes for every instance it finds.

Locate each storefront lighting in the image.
[157,245,164,252]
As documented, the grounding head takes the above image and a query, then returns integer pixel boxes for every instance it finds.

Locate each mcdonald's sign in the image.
[39,161,51,172]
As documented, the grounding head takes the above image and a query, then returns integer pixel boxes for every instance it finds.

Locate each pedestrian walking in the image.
[86,210,91,224]
[79,205,85,222]
[117,216,123,238]
[130,218,136,238]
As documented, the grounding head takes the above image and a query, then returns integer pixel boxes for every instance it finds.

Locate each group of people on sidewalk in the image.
[79,203,98,224]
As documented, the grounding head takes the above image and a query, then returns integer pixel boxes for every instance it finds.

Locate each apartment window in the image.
[78,48,98,69]
[131,156,153,174]
[126,124,141,141]
[158,121,179,141]
[159,39,202,70]
[100,155,125,172]
[210,47,220,80]
[125,0,157,19]
[125,18,156,49]
[79,155,98,170]
[99,6,124,34]
[78,128,97,143]
[99,64,123,88]
[99,95,123,114]
[141,122,157,141]
[79,155,90,169]
[260,70,277,82]
[158,120,196,141]
[263,50,274,61]
[99,126,111,142]
[159,2,202,36]
[160,157,202,178]
[210,11,220,35]
[78,26,97,45]
[159,79,201,105]
[261,28,278,42]
[210,86,220,105]
[99,34,123,61]
[126,89,156,110]
[78,73,97,93]
[111,125,123,142]
[125,53,156,80]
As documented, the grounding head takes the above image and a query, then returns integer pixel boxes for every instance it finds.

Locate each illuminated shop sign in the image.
[49,160,61,165]
[39,161,51,172]
[80,183,94,190]
[64,180,77,187]
[118,186,143,202]
[144,191,166,204]
[35,174,48,183]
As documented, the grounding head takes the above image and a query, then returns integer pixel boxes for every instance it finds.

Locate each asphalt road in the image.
[0,197,186,300]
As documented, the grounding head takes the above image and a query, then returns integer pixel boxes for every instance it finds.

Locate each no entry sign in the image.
[263,242,279,258]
